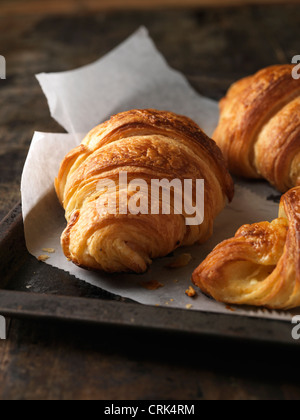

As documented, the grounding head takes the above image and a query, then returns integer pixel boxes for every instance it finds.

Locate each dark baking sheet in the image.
[0,203,298,346]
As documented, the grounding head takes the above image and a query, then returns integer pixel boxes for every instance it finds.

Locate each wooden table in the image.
[1,0,298,15]
[0,4,300,400]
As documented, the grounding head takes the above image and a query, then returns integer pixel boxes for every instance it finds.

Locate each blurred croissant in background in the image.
[214,65,300,193]
[193,187,300,310]
[55,109,234,274]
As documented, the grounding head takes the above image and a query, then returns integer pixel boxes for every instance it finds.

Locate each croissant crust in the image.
[214,65,300,192]
[56,109,234,273]
[192,187,300,310]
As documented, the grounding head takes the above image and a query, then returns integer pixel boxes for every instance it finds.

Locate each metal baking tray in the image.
[0,203,298,346]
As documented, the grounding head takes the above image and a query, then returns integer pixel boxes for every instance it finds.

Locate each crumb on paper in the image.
[140,280,164,291]
[38,255,49,262]
[26,285,32,290]
[226,305,235,312]
[261,308,267,313]
[185,286,197,298]
[186,304,193,310]
[42,248,55,254]
[166,253,192,269]
[170,299,174,302]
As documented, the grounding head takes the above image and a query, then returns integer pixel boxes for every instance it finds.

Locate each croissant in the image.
[55,109,234,274]
[214,65,300,193]
[192,187,300,310]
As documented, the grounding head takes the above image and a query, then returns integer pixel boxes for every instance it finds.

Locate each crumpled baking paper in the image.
[21,27,298,322]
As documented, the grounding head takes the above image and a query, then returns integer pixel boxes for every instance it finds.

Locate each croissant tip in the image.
[56,109,233,275]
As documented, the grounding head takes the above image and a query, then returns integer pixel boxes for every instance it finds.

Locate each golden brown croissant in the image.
[214,65,300,193]
[55,109,234,274]
[192,187,300,310]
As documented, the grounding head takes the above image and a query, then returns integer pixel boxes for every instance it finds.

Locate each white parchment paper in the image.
[21,27,297,322]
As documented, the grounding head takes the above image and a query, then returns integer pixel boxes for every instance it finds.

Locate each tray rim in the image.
[0,203,298,347]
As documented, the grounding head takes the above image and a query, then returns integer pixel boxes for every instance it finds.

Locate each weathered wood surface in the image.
[0,5,300,400]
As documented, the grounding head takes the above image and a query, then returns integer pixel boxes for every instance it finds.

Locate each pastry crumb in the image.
[170,299,174,302]
[166,253,192,269]
[186,304,193,310]
[42,248,55,254]
[226,305,235,312]
[185,286,197,298]
[38,255,49,262]
[140,280,164,291]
